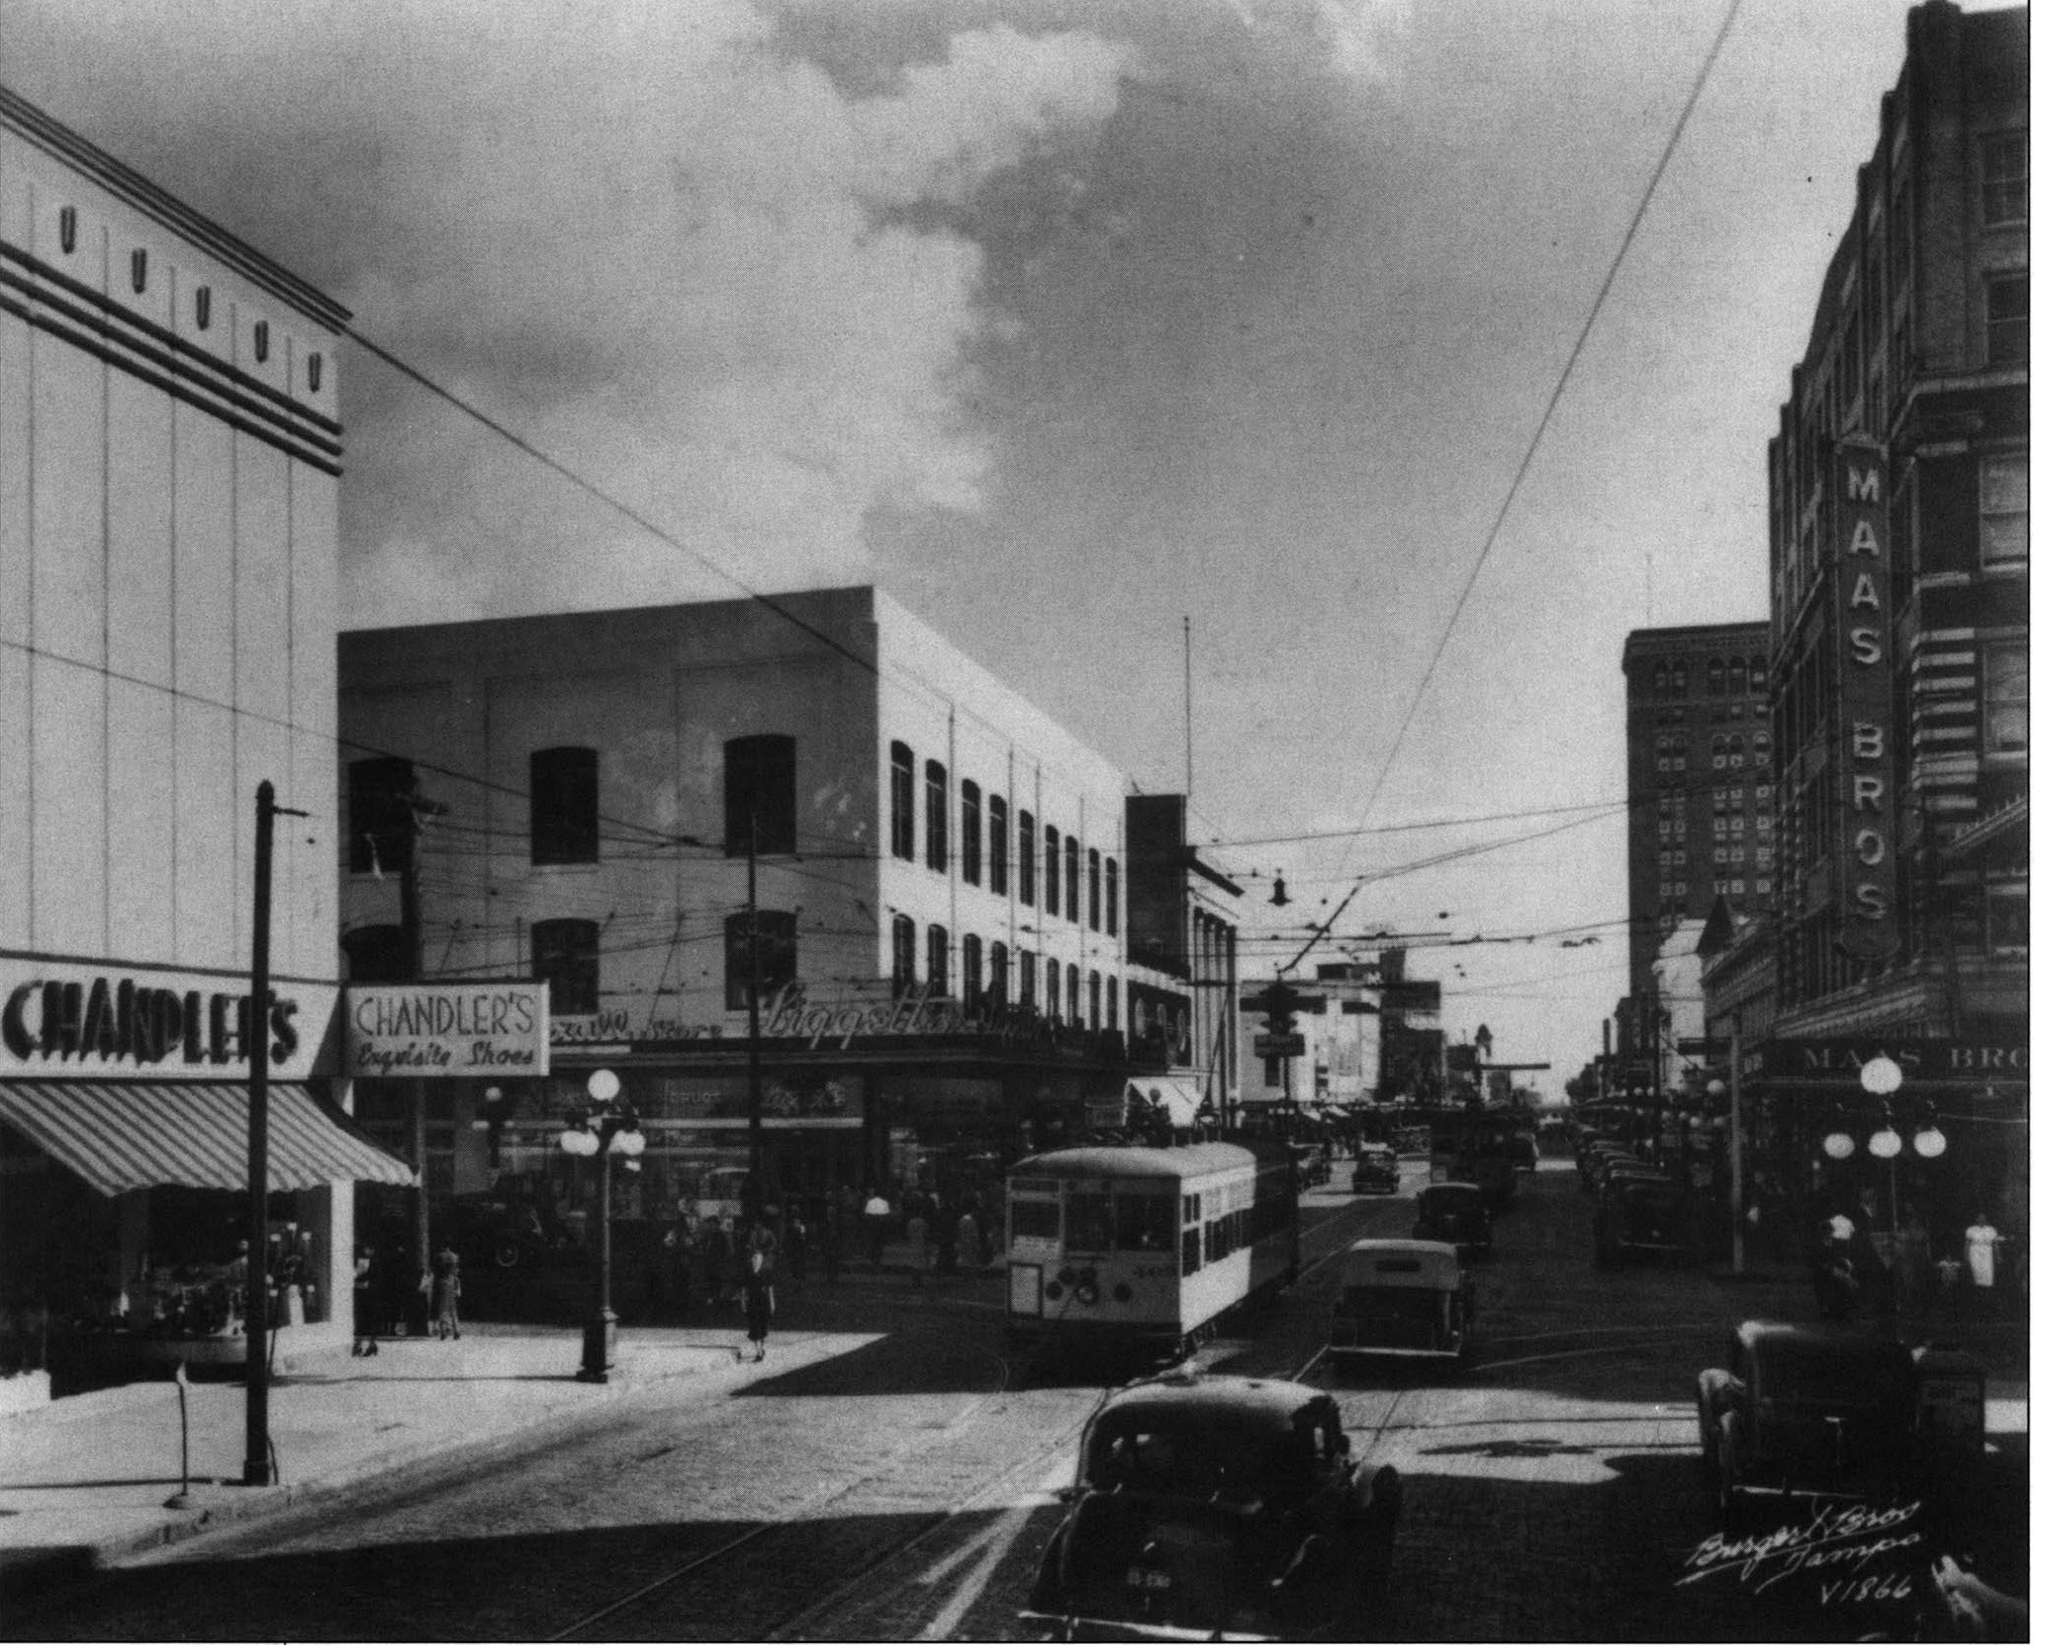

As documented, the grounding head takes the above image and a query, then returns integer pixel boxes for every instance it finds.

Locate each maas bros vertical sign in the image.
[1831,438,1894,960]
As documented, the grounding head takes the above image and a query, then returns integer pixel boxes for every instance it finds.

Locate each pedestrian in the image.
[956,1206,981,1274]
[740,1246,775,1362]
[820,1201,844,1285]
[863,1189,892,1266]
[906,1205,930,1286]
[431,1241,462,1340]
[1964,1211,2002,1291]
[351,1246,378,1357]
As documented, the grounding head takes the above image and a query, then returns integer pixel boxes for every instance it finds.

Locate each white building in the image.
[0,90,406,1401]
[339,586,1179,1218]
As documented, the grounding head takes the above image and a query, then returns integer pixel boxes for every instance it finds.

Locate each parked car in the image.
[1022,1370,1402,1641]
[1351,1145,1400,1195]
[440,1192,570,1272]
[1594,1174,1697,1267]
[1292,1145,1330,1191]
[1695,1321,1947,1531]
[1510,1131,1539,1173]
[1410,1181,1492,1258]
[1330,1239,1473,1366]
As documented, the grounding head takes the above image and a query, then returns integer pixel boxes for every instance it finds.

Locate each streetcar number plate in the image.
[1126,1568,1173,1591]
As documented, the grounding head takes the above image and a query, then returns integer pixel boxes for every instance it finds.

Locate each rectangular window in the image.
[1105,860,1120,937]
[1046,957,1061,1020]
[927,923,950,993]
[1983,132,2028,224]
[347,756,416,875]
[924,760,949,873]
[1019,950,1036,1008]
[889,744,915,861]
[962,934,983,1007]
[989,796,1009,896]
[891,915,917,994]
[531,746,600,865]
[1064,836,1080,922]
[1019,810,1036,904]
[1985,644,2027,753]
[961,781,982,884]
[1115,1194,1175,1253]
[1045,826,1061,916]
[1981,454,2028,565]
[1088,847,1102,929]
[1987,274,2028,365]
[725,910,797,1010]
[533,918,599,1015]
[723,735,794,856]
[1989,885,2028,952]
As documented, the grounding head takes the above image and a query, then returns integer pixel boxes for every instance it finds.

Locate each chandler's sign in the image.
[346,983,550,1078]
[0,957,332,1080]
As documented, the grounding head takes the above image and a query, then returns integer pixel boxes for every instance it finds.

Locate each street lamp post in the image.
[560,1069,644,1383]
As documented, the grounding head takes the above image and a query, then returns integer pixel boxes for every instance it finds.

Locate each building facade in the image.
[338,587,1177,1224]
[1621,622,1774,991]
[1762,1,2027,1233]
[1,90,405,1398]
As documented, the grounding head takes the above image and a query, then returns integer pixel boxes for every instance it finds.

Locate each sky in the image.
[4,0,2004,1091]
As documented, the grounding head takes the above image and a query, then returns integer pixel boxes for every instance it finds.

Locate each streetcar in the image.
[1004,1139,1299,1361]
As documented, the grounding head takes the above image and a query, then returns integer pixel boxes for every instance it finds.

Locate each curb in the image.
[0,1342,750,1599]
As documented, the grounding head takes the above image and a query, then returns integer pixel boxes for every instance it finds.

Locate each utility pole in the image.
[745,811,765,1213]
[244,781,305,1488]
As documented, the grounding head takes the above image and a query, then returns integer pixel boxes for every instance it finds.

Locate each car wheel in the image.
[493,1237,525,1270]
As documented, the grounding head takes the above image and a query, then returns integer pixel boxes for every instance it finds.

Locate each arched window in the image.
[927,923,950,993]
[1044,826,1061,916]
[1106,974,1120,1031]
[1087,967,1102,1030]
[1707,657,1726,695]
[1046,957,1062,1019]
[1019,950,1037,1008]
[1105,859,1120,937]
[1670,661,1689,697]
[723,735,794,856]
[1066,963,1080,1026]
[1019,810,1036,904]
[1064,836,1080,922]
[924,760,948,872]
[1728,657,1748,697]
[890,914,917,994]
[961,781,982,884]
[962,934,984,1006]
[889,743,915,861]
[724,909,797,1009]
[989,943,1009,1011]
[341,924,410,983]
[1753,730,1772,767]
[1087,847,1102,929]
[533,918,600,1016]
[1749,655,1768,692]
[989,796,1009,895]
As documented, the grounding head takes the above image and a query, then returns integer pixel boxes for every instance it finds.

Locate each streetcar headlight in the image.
[1075,1282,1100,1306]
[1057,1267,1078,1287]
[1045,1281,1065,1302]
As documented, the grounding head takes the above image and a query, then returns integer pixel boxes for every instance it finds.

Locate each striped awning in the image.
[0,1081,416,1196]
[1124,1076,1205,1128]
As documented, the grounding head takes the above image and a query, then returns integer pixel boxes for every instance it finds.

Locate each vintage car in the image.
[1696,1320,1949,1531]
[1022,1371,1402,1641]
[1350,1146,1400,1195]
[1410,1181,1492,1258]
[1593,1173,1696,1267]
[1291,1145,1330,1191]
[1510,1131,1539,1173]
[1329,1239,1472,1366]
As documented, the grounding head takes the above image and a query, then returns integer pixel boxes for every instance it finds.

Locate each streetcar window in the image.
[1010,1199,1059,1242]
[1181,1228,1201,1276]
[1067,1193,1114,1252]
[1115,1195,1175,1251]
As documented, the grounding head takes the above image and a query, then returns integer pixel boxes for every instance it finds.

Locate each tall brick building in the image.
[1621,622,1774,994]
[1762,1,2026,1224]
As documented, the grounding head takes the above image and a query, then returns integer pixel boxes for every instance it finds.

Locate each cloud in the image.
[9,0,1130,625]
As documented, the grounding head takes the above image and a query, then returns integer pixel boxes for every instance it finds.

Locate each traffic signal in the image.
[1261,980,1298,1039]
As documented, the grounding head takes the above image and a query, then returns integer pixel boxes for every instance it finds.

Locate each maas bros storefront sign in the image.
[0,955,334,1080]
[1832,437,1896,961]
[345,982,550,1078]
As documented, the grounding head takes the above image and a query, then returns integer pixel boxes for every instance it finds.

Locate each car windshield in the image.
[1084,1413,1311,1501]
[1758,1342,1910,1407]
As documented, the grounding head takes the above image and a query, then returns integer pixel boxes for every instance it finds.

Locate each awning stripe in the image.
[0,1081,416,1196]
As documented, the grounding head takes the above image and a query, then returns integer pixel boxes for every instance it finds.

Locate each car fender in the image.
[1696,1369,1737,1462]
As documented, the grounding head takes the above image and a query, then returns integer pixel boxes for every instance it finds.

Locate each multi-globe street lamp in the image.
[1818,1054,1946,1237]
[559,1068,644,1383]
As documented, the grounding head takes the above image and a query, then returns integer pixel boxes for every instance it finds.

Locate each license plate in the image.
[1125,1567,1173,1592]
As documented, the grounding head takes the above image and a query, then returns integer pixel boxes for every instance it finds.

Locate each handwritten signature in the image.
[1677,1500,1923,1597]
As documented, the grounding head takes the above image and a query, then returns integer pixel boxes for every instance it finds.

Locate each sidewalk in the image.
[0,1321,866,1596]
